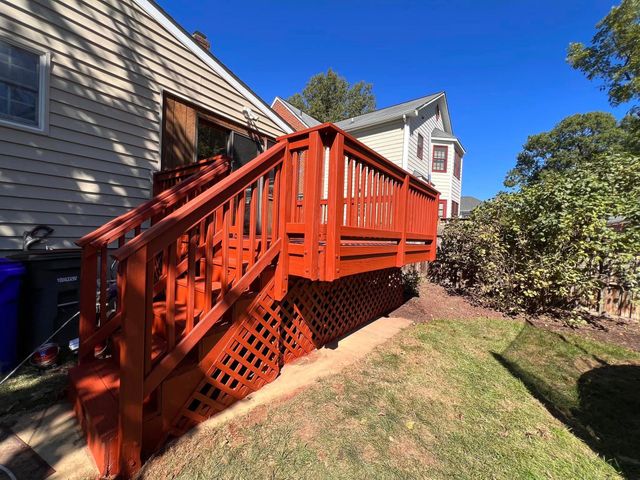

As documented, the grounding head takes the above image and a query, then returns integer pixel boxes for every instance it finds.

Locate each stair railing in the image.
[76,155,230,364]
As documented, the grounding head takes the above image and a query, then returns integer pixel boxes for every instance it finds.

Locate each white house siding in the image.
[0,0,286,252]
[346,119,405,167]
[407,101,445,179]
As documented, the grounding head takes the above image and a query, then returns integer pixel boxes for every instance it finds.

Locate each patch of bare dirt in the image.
[392,281,510,322]
[393,281,640,352]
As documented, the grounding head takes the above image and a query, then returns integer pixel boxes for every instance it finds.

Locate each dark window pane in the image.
[0,40,41,127]
[231,132,261,170]
[197,118,229,160]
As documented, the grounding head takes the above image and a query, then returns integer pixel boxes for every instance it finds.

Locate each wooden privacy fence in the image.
[74,123,439,477]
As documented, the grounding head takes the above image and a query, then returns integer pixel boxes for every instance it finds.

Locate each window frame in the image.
[432,145,448,173]
[451,200,459,217]
[0,36,50,134]
[417,133,424,160]
[453,150,462,180]
[438,199,447,219]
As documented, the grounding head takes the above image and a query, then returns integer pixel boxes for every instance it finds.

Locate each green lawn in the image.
[140,318,640,479]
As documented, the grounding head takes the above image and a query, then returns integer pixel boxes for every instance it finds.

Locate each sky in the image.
[158,0,628,200]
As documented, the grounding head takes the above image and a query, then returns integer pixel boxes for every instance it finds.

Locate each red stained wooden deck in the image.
[72,124,439,477]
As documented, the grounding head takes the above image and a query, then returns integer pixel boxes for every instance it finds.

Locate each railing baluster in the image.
[248,182,258,267]
[186,229,196,333]
[235,191,246,285]
[166,241,177,351]
[221,201,231,297]
[261,175,270,254]
[272,166,281,240]
[204,220,214,312]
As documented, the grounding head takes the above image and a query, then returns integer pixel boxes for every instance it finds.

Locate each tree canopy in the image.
[287,69,376,123]
[504,112,633,187]
[567,0,640,109]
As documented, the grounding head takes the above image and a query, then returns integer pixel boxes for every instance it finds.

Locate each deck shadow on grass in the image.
[493,325,640,479]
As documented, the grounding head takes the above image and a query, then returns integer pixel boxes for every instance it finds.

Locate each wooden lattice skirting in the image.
[172,267,404,435]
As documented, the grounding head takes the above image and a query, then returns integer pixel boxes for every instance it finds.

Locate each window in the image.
[451,200,459,217]
[435,104,440,121]
[432,145,447,172]
[438,200,447,219]
[0,38,48,131]
[197,118,229,160]
[417,133,424,160]
[454,150,462,179]
[231,132,263,169]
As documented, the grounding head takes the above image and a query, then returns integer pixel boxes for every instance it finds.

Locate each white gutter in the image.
[134,0,293,134]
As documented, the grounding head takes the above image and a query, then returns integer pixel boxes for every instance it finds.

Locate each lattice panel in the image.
[172,268,403,435]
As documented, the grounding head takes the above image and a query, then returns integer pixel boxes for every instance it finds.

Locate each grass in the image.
[140,318,640,480]
[0,351,75,421]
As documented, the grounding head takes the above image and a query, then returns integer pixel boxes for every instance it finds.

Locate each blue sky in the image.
[159,0,627,200]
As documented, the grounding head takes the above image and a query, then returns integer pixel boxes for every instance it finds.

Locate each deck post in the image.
[118,246,149,477]
[326,132,345,281]
[78,245,98,364]
[430,193,440,261]
[396,174,410,266]
[303,131,324,281]
[275,145,291,300]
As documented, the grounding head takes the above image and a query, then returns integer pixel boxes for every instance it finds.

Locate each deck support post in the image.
[303,131,324,281]
[326,132,345,281]
[117,246,149,478]
[396,174,410,267]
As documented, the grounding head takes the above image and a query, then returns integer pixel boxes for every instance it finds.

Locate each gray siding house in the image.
[0,0,291,254]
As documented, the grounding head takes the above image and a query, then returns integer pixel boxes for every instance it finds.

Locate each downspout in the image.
[401,110,417,171]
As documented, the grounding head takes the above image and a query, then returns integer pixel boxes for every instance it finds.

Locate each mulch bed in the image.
[392,281,640,352]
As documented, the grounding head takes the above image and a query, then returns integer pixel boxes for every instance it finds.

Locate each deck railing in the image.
[76,123,438,475]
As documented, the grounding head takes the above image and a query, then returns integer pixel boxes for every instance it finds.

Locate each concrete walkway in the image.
[3,315,412,479]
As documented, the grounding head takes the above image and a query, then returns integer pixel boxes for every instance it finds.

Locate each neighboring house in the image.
[460,196,482,218]
[275,92,465,219]
[271,97,321,131]
[0,0,292,254]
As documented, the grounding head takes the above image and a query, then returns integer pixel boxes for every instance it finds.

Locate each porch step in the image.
[68,360,119,477]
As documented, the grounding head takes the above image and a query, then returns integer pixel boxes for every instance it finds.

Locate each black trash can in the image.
[8,249,82,358]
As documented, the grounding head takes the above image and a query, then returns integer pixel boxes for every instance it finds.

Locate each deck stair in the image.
[71,124,440,477]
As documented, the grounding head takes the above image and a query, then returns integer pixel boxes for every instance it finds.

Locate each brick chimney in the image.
[192,31,210,51]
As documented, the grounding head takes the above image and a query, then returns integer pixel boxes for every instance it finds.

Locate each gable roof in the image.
[461,196,482,213]
[335,92,443,131]
[134,0,293,134]
[272,97,322,128]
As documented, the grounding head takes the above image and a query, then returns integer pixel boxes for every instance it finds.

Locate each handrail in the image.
[278,123,439,199]
[77,155,230,248]
[152,155,228,196]
[112,142,287,261]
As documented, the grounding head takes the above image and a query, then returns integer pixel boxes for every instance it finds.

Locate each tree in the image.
[567,0,640,109]
[287,69,376,123]
[504,112,630,187]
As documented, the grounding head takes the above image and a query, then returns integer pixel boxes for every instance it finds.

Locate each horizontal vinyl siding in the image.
[0,0,286,251]
[347,120,404,168]
[407,102,445,179]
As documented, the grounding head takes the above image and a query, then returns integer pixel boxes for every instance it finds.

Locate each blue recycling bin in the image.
[0,258,25,372]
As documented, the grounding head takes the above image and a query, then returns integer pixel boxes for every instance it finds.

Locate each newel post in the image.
[118,246,151,477]
[275,144,292,300]
[430,192,440,261]
[396,175,410,267]
[78,245,98,364]
[326,132,345,281]
[303,130,325,280]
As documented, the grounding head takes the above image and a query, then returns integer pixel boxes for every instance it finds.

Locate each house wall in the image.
[0,0,287,252]
[407,102,445,179]
[345,119,405,167]
[272,99,306,132]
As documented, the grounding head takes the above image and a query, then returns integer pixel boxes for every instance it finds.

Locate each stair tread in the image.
[175,277,222,292]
